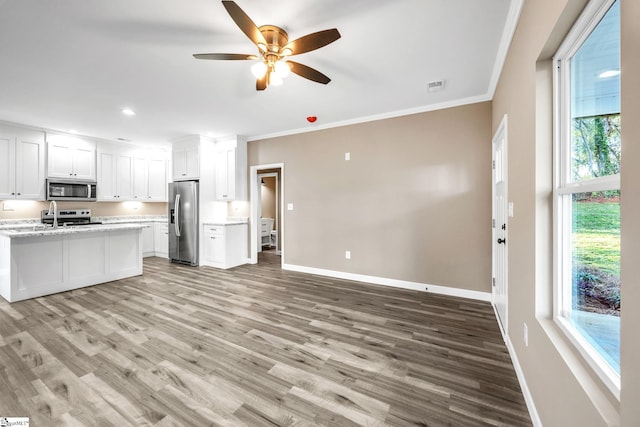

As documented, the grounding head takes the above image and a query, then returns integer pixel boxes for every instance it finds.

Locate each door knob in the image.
[497,238,506,244]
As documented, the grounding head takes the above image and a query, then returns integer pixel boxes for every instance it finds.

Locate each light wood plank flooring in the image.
[0,253,531,426]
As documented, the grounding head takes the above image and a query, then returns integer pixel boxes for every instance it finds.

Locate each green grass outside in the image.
[572,201,620,276]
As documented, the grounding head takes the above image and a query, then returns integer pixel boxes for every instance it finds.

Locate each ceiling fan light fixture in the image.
[280,47,293,56]
[251,61,268,78]
[270,72,284,86]
[274,60,291,78]
[257,42,267,52]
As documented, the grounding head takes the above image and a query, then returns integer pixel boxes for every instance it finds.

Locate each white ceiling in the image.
[0,0,519,147]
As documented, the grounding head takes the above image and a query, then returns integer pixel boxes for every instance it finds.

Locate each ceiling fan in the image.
[193,1,341,91]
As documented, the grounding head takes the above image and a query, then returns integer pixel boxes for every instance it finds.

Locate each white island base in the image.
[0,226,144,302]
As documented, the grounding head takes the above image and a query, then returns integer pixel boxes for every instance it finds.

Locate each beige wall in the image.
[249,102,492,292]
[0,200,166,220]
[260,176,276,221]
[492,0,637,425]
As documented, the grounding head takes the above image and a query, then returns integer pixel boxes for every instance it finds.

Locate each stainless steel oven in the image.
[46,179,97,201]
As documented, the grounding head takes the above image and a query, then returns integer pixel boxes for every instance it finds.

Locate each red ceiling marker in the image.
[306,116,317,123]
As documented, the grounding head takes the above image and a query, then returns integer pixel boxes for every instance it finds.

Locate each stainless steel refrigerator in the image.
[168,181,199,266]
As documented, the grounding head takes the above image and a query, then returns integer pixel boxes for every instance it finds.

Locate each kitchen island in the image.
[0,223,148,302]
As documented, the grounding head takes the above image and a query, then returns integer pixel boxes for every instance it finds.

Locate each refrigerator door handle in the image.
[174,193,181,237]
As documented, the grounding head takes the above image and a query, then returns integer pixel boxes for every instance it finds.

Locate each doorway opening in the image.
[250,164,284,266]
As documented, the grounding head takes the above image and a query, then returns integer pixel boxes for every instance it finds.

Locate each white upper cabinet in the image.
[97,143,133,201]
[0,125,46,200]
[116,152,134,200]
[172,140,199,181]
[132,154,148,200]
[133,150,167,201]
[147,154,168,201]
[98,143,169,202]
[214,136,247,201]
[47,134,96,180]
[97,149,116,200]
[215,147,236,201]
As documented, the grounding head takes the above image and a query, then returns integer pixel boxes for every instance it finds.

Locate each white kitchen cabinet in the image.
[97,144,133,201]
[201,223,247,269]
[116,152,134,200]
[47,134,96,180]
[215,147,236,201]
[0,227,143,303]
[147,156,167,201]
[134,151,168,202]
[154,222,168,258]
[99,144,169,202]
[97,150,115,200]
[214,137,247,201]
[133,154,148,200]
[141,223,154,257]
[172,140,199,181]
[0,127,46,200]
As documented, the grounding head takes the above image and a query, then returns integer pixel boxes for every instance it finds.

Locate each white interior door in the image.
[492,116,508,334]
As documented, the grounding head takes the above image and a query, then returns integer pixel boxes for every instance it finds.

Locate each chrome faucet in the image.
[48,200,58,229]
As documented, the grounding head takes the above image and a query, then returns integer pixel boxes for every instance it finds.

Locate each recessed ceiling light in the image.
[122,108,136,116]
[599,70,620,78]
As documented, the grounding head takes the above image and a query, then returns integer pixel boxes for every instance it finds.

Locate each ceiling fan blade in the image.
[256,74,268,91]
[193,53,257,60]
[222,1,267,48]
[288,61,331,84]
[283,29,341,56]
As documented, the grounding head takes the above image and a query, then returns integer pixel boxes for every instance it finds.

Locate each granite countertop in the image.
[95,215,167,224]
[0,223,150,239]
[0,215,249,236]
[203,218,249,226]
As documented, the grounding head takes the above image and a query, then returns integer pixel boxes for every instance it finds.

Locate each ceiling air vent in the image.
[427,79,445,92]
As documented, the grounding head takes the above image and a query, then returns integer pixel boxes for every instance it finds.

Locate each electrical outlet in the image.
[287,203,294,211]
[345,152,350,161]
[523,322,528,347]
[3,201,14,211]
[345,250,351,260]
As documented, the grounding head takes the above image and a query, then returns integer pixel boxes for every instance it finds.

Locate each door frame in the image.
[250,163,284,265]
[492,114,509,336]
[257,172,280,254]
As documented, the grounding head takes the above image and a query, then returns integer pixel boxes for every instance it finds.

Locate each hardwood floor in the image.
[0,254,531,426]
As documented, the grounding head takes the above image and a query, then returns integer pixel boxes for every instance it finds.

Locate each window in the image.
[554,0,620,396]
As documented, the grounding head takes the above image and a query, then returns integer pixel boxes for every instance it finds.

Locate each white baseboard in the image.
[493,306,542,427]
[282,263,491,302]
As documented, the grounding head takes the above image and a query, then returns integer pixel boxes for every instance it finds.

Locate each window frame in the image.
[552,0,620,399]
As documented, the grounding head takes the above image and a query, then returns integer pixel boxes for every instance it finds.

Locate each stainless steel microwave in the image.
[46,179,97,201]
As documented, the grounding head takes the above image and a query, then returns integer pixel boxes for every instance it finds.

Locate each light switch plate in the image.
[287,203,294,211]
[508,202,514,217]
[345,152,350,161]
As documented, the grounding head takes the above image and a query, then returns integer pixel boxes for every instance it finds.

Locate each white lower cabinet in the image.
[154,222,168,258]
[138,222,169,258]
[0,229,143,303]
[201,223,247,269]
[141,224,154,257]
